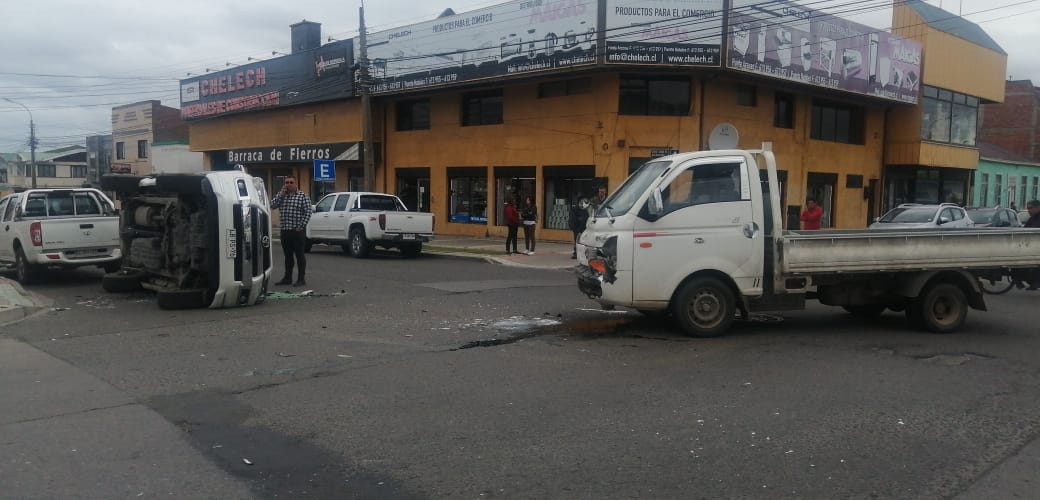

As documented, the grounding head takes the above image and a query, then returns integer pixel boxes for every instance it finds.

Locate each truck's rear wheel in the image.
[14,248,39,285]
[672,277,735,337]
[910,283,967,333]
[348,229,370,258]
[102,271,145,293]
[401,243,422,258]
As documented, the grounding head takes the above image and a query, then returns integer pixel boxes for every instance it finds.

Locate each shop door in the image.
[806,172,837,228]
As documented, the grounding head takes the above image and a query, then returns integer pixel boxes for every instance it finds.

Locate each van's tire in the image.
[14,247,39,285]
[672,277,735,337]
[102,271,145,293]
[842,305,886,317]
[912,283,968,333]
[155,175,206,195]
[401,243,422,258]
[348,229,371,258]
[156,288,209,310]
[101,260,122,274]
[100,175,146,193]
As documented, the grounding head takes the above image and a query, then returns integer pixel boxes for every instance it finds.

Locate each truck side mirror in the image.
[647,188,664,216]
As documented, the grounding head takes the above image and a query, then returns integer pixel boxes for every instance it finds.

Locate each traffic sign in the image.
[313,160,336,181]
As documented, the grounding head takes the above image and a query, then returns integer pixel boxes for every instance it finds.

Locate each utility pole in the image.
[358,3,376,192]
[4,97,37,188]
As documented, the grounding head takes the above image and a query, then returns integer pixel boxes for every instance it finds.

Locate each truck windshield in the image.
[597,160,671,217]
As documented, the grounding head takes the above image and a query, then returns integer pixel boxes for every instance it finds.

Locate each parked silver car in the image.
[964,207,1023,228]
[869,203,975,230]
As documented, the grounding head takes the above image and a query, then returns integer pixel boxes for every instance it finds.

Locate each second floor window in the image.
[811,100,865,145]
[71,165,88,178]
[619,76,690,116]
[774,92,795,128]
[461,89,503,126]
[137,140,148,158]
[921,85,978,146]
[116,142,125,160]
[396,99,431,131]
[37,164,56,177]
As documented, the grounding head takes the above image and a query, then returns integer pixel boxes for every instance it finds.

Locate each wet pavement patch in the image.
[146,390,421,499]
[265,290,347,300]
[452,313,689,350]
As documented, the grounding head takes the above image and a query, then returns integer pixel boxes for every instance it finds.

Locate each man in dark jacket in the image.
[569,195,590,259]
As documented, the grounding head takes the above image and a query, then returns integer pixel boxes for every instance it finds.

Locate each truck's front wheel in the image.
[348,230,371,258]
[910,283,967,333]
[672,277,735,337]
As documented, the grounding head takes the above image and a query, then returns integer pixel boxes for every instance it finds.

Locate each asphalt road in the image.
[3,249,1040,499]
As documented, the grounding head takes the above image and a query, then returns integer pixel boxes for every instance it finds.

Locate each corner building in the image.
[180,1,1007,238]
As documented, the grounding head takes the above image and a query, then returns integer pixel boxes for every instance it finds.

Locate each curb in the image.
[0,278,53,326]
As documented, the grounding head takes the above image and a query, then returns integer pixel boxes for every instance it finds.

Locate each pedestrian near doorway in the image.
[800,197,823,230]
[569,195,590,259]
[520,195,537,255]
[503,195,520,255]
[271,176,313,286]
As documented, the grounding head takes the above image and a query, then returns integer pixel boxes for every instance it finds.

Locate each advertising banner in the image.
[365,0,598,94]
[225,142,357,165]
[726,0,921,103]
[179,40,354,120]
[605,0,724,67]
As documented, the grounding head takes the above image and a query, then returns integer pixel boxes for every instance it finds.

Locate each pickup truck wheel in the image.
[401,243,422,258]
[102,271,145,293]
[14,248,39,285]
[914,283,968,333]
[348,230,371,258]
[156,289,208,310]
[842,305,886,317]
[672,277,735,337]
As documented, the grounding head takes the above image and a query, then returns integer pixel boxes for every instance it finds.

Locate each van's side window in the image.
[660,162,745,214]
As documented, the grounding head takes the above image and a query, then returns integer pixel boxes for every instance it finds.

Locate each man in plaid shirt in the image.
[271,176,313,286]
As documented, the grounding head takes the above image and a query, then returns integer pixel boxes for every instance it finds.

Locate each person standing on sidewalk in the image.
[271,176,313,286]
[569,195,590,259]
[504,195,520,255]
[800,197,823,230]
[520,195,537,255]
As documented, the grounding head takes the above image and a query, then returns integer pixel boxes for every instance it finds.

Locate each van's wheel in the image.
[102,260,122,274]
[842,305,886,317]
[156,289,208,310]
[102,271,145,293]
[672,277,735,337]
[14,247,39,285]
[348,229,371,258]
[401,243,422,258]
[911,283,968,333]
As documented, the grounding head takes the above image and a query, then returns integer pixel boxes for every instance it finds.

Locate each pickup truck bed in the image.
[782,228,1040,275]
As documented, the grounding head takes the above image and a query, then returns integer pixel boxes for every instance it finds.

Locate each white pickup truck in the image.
[305,191,435,258]
[0,188,121,284]
[99,171,273,310]
[576,149,1040,337]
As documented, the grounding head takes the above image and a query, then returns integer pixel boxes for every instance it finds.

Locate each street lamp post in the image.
[4,97,37,189]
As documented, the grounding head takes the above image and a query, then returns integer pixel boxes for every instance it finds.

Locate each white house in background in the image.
[3,145,89,190]
[152,143,204,174]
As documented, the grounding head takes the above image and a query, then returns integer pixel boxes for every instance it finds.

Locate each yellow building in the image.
[182,0,1006,240]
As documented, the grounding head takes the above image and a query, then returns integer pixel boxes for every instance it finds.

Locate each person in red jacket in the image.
[503,195,521,255]
[800,197,823,230]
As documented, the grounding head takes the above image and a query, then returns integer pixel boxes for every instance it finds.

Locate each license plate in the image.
[402,234,415,240]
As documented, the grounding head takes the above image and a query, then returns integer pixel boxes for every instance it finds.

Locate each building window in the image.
[619,76,690,116]
[1033,176,1039,201]
[979,173,989,206]
[0,169,7,184]
[774,92,794,128]
[137,140,148,159]
[116,142,126,160]
[538,77,592,98]
[71,166,88,178]
[810,99,865,145]
[1021,175,1029,208]
[396,99,430,131]
[994,174,1003,206]
[736,84,757,107]
[461,89,503,126]
[921,85,978,146]
[448,169,488,223]
[37,164,57,177]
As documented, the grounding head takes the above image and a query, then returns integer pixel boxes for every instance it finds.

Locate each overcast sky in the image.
[1,0,1037,153]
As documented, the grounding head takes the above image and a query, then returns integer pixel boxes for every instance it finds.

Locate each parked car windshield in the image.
[878,207,936,223]
[599,160,671,217]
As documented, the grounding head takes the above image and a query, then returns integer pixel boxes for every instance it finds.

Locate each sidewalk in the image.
[0,276,50,325]
[424,234,578,270]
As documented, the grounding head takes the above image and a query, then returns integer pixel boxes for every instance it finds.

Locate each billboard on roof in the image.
[179,39,354,120]
[604,0,724,67]
[364,0,599,94]
[726,0,922,103]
